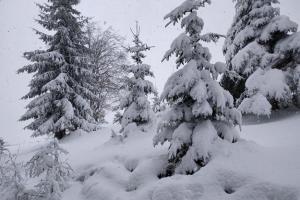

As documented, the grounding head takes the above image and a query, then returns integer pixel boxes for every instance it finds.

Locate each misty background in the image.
[0,0,299,144]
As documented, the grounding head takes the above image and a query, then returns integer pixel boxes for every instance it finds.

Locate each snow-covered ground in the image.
[8,111,300,200]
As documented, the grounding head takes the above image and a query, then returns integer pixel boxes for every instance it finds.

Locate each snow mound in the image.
[8,114,300,200]
[147,169,300,200]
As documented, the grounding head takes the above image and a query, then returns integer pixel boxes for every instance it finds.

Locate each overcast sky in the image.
[0,0,299,144]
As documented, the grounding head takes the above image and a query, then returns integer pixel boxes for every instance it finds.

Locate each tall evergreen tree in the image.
[222,0,300,116]
[118,23,157,132]
[274,32,300,108]
[153,0,242,176]
[221,0,281,100]
[18,0,99,139]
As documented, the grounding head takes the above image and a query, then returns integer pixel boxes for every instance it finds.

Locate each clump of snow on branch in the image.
[239,68,292,116]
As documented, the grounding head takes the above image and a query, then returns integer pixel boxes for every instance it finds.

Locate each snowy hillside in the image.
[1,0,300,199]
[8,112,299,200]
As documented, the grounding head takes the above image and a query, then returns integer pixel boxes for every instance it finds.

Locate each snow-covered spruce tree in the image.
[18,0,99,139]
[274,32,300,108]
[153,0,242,176]
[222,0,299,116]
[239,30,300,116]
[118,24,157,133]
[25,139,72,200]
[221,0,281,100]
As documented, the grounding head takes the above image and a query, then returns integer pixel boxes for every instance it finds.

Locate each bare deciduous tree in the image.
[85,22,129,123]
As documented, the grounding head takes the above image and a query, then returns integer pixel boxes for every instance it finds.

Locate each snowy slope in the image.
[8,113,300,200]
[62,113,300,199]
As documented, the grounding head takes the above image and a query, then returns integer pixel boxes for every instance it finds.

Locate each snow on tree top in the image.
[181,11,204,33]
[125,22,153,64]
[164,0,211,27]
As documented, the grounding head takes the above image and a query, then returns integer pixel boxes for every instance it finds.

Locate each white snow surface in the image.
[8,112,300,200]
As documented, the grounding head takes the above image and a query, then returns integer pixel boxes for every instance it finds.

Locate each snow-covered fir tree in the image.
[221,0,280,100]
[222,0,300,116]
[238,31,300,116]
[118,23,157,132]
[26,139,72,200]
[274,32,300,108]
[18,0,99,139]
[153,0,242,176]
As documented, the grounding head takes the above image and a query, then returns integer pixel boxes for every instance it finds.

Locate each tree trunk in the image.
[54,130,66,140]
[220,74,245,102]
[297,94,300,108]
